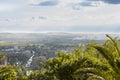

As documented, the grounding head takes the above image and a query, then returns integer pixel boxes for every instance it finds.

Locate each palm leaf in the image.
[0,69,13,74]
[106,34,120,57]
[74,67,105,80]
[94,46,120,74]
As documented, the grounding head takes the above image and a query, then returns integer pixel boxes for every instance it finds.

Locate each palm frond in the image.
[74,67,105,80]
[94,46,120,74]
[106,34,120,57]
[0,69,13,74]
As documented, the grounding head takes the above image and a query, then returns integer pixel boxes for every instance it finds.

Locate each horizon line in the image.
[0,31,120,34]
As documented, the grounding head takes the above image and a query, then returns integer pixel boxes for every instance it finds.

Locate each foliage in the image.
[0,66,17,80]
[0,54,5,60]
[0,54,28,80]
[31,47,113,80]
[94,35,120,79]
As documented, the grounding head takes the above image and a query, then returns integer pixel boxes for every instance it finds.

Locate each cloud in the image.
[39,16,47,20]
[69,2,92,10]
[0,0,120,33]
[31,0,59,6]
[0,4,18,12]
[5,19,10,22]
[69,0,120,11]
[88,0,120,4]
[31,16,47,21]
[0,0,27,12]
[69,1,102,10]
[80,1,94,7]
[104,0,120,4]
[70,3,81,10]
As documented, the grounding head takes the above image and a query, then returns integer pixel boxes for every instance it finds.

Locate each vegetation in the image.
[0,55,16,80]
[94,35,120,80]
[0,35,120,80]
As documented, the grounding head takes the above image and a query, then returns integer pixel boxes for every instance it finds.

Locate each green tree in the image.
[0,54,4,60]
[0,54,17,80]
[34,49,112,80]
[0,66,17,80]
[94,35,120,79]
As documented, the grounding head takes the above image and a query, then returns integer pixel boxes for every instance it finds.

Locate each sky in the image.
[0,0,120,33]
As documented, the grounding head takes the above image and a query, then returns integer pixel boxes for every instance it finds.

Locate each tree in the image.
[0,54,17,80]
[94,35,120,79]
[0,54,4,60]
[0,66,17,80]
[34,49,112,80]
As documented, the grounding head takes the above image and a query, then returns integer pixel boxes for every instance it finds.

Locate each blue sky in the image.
[0,0,120,33]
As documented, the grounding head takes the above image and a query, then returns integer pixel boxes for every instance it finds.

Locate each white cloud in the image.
[0,4,17,11]
[0,0,27,12]
[0,0,120,32]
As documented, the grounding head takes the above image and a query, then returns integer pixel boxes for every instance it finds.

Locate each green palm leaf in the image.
[94,35,120,79]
